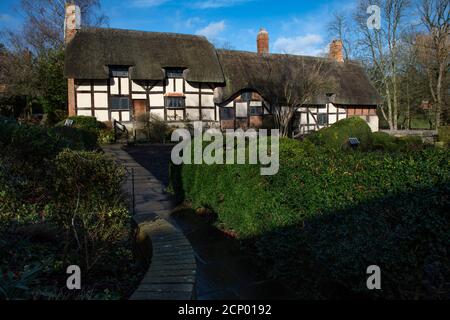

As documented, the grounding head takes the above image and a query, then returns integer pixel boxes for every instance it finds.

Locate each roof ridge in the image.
[81,27,209,41]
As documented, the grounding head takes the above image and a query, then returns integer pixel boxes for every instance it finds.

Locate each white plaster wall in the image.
[366,115,379,132]
[131,81,146,92]
[111,111,120,121]
[121,111,130,122]
[186,94,199,107]
[93,81,107,92]
[77,93,91,108]
[94,93,108,109]
[132,93,147,100]
[150,109,165,120]
[76,81,91,91]
[236,102,247,118]
[329,114,337,124]
[176,110,184,120]
[175,79,184,93]
[150,82,164,92]
[95,110,109,122]
[185,81,200,92]
[201,95,215,107]
[186,108,200,120]
[110,78,119,95]
[201,84,213,93]
[77,109,91,117]
[150,94,164,107]
[201,109,215,121]
[120,78,129,95]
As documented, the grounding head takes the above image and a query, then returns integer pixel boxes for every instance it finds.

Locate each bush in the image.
[171,139,450,299]
[371,132,399,152]
[47,149,129,270]
[135,113,170,143]
[438,126,450,145]
[98,129,115,145]
[50,126,99,151]
[57,116,106,133]
[306,117,373,150]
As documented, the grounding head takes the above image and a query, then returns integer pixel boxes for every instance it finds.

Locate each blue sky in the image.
[0,0,360,55]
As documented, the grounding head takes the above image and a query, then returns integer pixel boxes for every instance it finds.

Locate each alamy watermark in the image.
[367,5,381,30]
[171,121,280,176]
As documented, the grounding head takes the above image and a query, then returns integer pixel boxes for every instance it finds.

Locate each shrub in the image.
[371,132,399,152]
[49,126,99,151]
[306,117,373,150]
[135,113,170,143]
[98,129,115,145]
[57,116,106,133]
[47,149,129,270]
[438,126,450,145]
[171,139,450,299]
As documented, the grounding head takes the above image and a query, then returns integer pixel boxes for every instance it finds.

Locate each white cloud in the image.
[192,0,253,9]
[131,0,169,7]
[196,21,226,39]
[273,34,326,56]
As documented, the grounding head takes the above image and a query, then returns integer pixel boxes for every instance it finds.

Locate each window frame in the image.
[220,107,235,120]
[165,68,185,79]
[317,113,329,126]
[249,105,263,116]
[110,96,131,110]
[165,96,186,109]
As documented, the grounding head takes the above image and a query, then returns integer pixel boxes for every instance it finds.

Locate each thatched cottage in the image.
[64,4,381,134]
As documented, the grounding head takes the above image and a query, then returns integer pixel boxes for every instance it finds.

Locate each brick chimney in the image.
[64,3,81,44]
[329,40,344,62]
[257,28,269,55]
[65,4,80,117]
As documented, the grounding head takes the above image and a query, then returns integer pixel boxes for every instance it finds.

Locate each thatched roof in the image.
[65,28,381,106]
[215,50,382,106]
[65,28,225,83]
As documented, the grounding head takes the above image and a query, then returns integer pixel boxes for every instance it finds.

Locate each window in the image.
[220,107,235,120]
[240,92,252,102]
[249,105,263,116]
[110,67,129,78]
[165,96,185,108]
[317,113,328,125]
[110,96,130,110]
[166,68,184,78]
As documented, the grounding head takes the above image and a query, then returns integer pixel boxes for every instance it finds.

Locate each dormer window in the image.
[165,68,184,78]
[110,66,129,78]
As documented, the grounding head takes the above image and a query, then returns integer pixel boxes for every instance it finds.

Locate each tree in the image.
[0,0,107,122]
[255,55,333,137]
[18,0,108,54]
[328,12,354,60]
[417,0,449,128]
[354,0,410,130]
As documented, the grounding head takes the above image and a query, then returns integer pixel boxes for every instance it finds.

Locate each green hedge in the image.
[306,117,373,150]
[56,116,106,132]
[170,138,450,299]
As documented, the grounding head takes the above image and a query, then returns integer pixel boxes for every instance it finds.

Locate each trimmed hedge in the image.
[306,117,373,150]
[170,137,450,299]
[56,115,106,133]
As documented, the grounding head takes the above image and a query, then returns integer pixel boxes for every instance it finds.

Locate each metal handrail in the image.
[113,119,129,143]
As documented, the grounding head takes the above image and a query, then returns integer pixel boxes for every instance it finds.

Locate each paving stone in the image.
[102,144,196,301]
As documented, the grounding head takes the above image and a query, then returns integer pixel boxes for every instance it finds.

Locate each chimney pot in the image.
[257,28,269,55]
[329,39,344,63]
[64,4,81,44]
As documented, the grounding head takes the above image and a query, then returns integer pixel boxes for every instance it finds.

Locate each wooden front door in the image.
[133,99,147,121]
